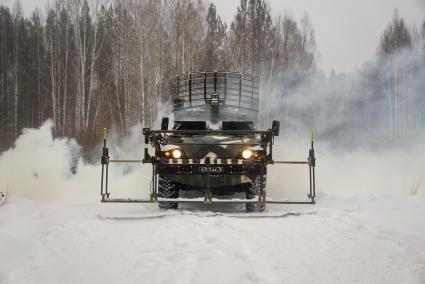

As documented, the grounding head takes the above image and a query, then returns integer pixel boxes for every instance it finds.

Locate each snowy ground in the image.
[1,194,425,284]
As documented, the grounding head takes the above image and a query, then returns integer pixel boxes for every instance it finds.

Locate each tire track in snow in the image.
[139,212,212,284]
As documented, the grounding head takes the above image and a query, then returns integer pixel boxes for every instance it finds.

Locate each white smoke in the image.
[1,117,423,204]
[0,120,151,203]
[266,47,425,149]
[264,47,425,200]
[267,140,425,201]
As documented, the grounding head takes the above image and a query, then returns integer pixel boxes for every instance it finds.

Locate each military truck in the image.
[100,71,316,212]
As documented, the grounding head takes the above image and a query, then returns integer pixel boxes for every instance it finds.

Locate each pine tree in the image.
[0,7,15,149]
[380,11,411,54]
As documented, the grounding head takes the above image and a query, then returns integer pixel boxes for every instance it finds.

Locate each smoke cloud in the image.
[1,116,424,205]
[0,120,151,203]
[264,46,425,200]
[266,48,425,149]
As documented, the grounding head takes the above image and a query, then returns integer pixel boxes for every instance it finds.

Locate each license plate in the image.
[199,167,224,173]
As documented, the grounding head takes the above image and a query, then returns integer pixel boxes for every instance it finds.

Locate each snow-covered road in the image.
[1,194,424,284]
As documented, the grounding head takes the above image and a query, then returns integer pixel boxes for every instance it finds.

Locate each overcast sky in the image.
[1,0,424,73]
[211,0,425,73]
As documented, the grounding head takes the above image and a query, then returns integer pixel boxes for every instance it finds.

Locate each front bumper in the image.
[156,158,266,187]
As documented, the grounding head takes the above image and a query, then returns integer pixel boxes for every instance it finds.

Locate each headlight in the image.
[242,149,253,159]
[171,149,182,159]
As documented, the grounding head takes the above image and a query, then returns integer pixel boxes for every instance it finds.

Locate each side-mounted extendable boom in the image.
[100,126,316,206]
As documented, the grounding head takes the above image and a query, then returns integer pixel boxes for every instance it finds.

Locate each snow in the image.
[1,194,425,284]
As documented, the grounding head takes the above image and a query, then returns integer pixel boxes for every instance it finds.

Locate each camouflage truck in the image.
[100,71,316,212]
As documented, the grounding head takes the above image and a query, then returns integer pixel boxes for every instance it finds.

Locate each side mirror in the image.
[161,117,169,130]
[272,120,280,136]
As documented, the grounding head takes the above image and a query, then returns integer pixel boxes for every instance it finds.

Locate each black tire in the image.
[158,175,179,209]
[245,175,266,212]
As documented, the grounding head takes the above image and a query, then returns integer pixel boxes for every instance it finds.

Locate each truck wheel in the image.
[158,175,179,209]
[245,175,266,212]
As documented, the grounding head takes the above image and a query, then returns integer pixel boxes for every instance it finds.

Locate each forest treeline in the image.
[0,0,424,151]
[0,0,315,151]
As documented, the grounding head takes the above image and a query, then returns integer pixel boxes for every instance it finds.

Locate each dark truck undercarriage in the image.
[100,71,316,212]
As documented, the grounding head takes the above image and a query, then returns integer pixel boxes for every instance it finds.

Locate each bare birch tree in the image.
[380,10,412,143]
